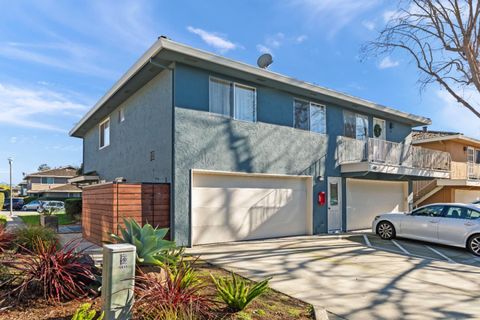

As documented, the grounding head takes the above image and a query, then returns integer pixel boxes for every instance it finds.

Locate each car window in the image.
[467,209,480,220]
[443,206,469,219]
[412,205,444,217]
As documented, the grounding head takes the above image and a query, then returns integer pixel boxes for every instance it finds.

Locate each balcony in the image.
[336,136,451,178]
[434,161,480,186]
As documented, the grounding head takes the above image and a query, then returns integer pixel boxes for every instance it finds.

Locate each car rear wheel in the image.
[377,221,395,240]
[468,234,480,256]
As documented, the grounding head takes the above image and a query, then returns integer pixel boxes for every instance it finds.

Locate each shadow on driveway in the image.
[188,235,480,320]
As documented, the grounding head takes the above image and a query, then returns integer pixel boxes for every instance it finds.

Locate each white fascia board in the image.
[161,39,431,126]
[71,37,431,137]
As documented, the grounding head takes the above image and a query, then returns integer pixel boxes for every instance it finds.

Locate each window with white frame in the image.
[99,118,110,149]
[344,111,368,140]
[294,99,326,134]
[118,107,125,123]
[209,78,256,122]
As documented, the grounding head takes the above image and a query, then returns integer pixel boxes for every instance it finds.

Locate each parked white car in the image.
[37,201,65,213]
[22,200,42,211]
[372,203,480,256]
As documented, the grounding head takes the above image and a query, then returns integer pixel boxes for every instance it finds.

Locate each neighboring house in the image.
[70,37,450,246]
[413,129,480,206]
[17,181,28,197]
[24,166,82,199]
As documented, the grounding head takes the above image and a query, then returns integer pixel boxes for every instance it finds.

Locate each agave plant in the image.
[211,273,271,312]
[110,218,176,266]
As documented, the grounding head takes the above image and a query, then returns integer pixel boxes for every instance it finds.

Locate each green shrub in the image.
[110,218,176,266]
[14,225,58,251]
[135,264,215,319]
[65,198,82,218]
[0,192,4,210]
[0,215,7,227]
[71,303,104,320]
[211,273,271,312]
[23,196,38,205]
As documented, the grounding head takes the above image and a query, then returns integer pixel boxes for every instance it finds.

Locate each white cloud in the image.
[434,89,480,138]
[257,33,307,54]
[256,44,272,54]
[187,26,237,53]
[383,10,400,23]
[378,56,400,69]
[362,20,375,31]
[288,0,381,36]
[296,35,308,43]
[9,137,17,144]
[0,42,115,79]
[0,83,88,132]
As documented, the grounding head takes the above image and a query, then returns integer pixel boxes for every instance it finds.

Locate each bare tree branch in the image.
[362,0,480,118]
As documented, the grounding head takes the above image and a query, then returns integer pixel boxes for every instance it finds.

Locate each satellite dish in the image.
[257,53,273,69]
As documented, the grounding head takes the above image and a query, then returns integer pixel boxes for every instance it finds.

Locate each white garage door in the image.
[347,179,408,231]
[192,171,312,245]
[455,190,480,203]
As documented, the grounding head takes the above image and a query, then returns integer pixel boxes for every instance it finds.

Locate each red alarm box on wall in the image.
[318,191,326,206]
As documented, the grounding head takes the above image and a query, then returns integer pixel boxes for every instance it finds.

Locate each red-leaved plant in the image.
[135,265,216,319]
[3,239,98,302]
[0,226,14,253]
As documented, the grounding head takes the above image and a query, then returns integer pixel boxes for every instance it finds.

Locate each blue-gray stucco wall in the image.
[80,61,416,246]
[172,63,415,245]
[83,70,173,183]
[173,108,328,246]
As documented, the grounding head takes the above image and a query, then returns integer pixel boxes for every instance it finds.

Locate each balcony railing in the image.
[451,161,480,180]
[337,136,451,172]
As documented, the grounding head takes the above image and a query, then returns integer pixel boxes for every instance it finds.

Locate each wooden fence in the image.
[82,182,170,245]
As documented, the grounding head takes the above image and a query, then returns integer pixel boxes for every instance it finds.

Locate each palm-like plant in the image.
[110,218,176,266]
[211,273,271,312]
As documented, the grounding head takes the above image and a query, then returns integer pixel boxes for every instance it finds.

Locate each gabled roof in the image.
[412,129,480,147]
[412,129,460,141]
[48,184,82,193]
[25,166,78,179]
[70,37,432,137]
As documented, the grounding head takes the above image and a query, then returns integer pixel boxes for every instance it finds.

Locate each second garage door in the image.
[191,171,312,245]
[346,179,408,231]
[455,190,480,203]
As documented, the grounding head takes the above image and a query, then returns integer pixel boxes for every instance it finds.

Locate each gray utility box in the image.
[101,244,136,320]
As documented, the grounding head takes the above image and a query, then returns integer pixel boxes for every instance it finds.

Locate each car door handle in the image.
[429,220,439,224]
[465,222,474,226]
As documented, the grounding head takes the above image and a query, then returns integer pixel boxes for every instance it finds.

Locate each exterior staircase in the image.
[413,179,443,207]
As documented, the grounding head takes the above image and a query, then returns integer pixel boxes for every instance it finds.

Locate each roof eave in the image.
[70,38,431,137]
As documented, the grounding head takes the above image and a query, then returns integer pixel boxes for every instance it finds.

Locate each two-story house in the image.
[70,37,450,246]
[24,166,82,199]
[413,129,480,206]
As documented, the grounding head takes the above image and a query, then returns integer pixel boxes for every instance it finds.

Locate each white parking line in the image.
[363,234,372,247]
[426,246,456,263]
[392,240,410,255]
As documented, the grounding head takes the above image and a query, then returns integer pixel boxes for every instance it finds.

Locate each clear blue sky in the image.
[0,0,478,184]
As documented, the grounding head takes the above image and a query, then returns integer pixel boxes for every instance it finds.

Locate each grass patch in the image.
[0,214,7,227]
[18,211,75,226]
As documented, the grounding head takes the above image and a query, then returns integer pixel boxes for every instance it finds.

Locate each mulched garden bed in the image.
[1,260,314,320]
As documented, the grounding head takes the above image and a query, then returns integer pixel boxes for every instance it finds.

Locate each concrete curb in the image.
[314,306,346,320]
[314,306,330,320]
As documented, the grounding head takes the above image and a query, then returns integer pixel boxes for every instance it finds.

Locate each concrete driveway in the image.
[188,235,480,320]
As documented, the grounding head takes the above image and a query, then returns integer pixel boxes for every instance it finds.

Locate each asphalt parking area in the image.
[348,232,480,266]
